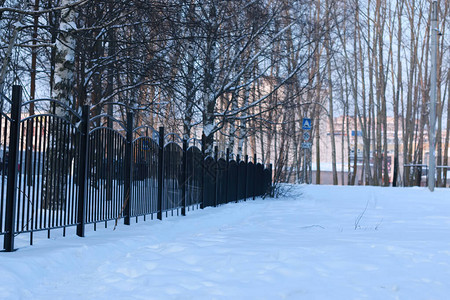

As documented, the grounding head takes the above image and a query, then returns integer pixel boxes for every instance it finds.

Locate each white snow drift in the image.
[1,184,450,299]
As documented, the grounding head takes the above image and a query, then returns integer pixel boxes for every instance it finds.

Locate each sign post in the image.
[302,118,312,184]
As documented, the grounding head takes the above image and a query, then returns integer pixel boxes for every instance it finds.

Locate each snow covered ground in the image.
[2,184,450,299]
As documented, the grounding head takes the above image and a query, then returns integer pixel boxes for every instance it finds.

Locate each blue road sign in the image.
[301,142,312,149]
[302,118,312,130]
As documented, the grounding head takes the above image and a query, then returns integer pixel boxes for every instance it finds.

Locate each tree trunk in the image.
[315,115,320,185]
[444,73,450,187]
[325,0,337,185]
[393,0,403,187]
[42,0,77,209]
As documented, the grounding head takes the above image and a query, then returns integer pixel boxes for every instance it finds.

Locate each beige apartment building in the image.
[311,115,447,185]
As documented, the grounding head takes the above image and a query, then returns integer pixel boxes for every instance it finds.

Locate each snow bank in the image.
[1,185,450,299]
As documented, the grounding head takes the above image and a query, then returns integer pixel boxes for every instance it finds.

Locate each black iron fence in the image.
[0,86,272,252]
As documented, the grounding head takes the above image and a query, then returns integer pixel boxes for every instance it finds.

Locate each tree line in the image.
[1,0,449,186]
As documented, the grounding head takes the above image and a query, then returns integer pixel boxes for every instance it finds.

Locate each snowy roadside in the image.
[1,184,450,299]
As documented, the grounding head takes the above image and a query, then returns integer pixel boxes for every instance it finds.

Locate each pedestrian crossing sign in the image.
[302,118,312,130]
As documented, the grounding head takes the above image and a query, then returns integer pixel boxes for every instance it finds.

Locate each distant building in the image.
[311,115,448,186]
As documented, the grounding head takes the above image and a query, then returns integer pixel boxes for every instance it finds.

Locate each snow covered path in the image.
[2,185,450,299]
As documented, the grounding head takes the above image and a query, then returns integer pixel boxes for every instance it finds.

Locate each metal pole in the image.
[214,146,218,207]
[225,148,230,203]
[157,127,164,220]
[269,163,273,197]
[253,153,256,200]
[4,85,22,251]
[200,133,206,209]
[302,150,306,184]
[428,0,437,191]
[244,155,248,201]
[76,105,89,237]
[309,149,313,184]
[123,112,133,225]
[236,154,240,203]
[181,139,187,216]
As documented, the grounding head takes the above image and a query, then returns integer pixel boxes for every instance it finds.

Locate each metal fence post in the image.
[76,105,90,237]
[200,133,206,209]
[225,148,230,203]
[181,139,187,216]
[214,146,218,207]
[269,163,274,197]
[4,85,22,252]
[123,112,133,225]
[244,154,248,201]
[236,154,240,203]
[157,127,164,220]
[253,153,257,200]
